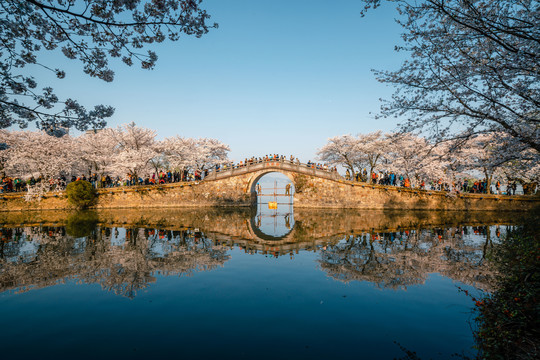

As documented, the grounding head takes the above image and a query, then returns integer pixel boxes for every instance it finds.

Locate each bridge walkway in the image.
[203,160,343,182]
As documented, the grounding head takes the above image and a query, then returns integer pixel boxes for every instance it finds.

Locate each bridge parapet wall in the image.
[205,160,342,182]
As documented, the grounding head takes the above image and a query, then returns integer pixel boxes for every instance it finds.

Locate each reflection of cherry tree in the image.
[319,232,428,289]
[319,227,496,290]
[0,226,230,298]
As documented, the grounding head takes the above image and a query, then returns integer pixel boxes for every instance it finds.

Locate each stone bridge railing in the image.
[202,160,344,183]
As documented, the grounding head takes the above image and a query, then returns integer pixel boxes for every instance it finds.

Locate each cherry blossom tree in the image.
[107,122,157,179]
[352,131,390,179]
[501,148,540,189]
[454,133,540,192]
[1,0,216,131]
[361,0,540,153]
[193,138,231,171]
[317,135,360,175]
[75,129,118,177]
[318,132,452,184]
[1,130,76,198]
[384,133,431,184]
[158,136,198,172]
[383,133,458,186]
[500,158,539,194]
[158,136,230,174]
[0,131,11,175]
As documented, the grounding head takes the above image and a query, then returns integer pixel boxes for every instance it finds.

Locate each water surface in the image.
[0,208,520,359]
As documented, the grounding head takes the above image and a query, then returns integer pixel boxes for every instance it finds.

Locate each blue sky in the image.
[33,0,407,162]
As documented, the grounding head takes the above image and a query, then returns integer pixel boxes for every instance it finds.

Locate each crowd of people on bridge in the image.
[212,154,338,173]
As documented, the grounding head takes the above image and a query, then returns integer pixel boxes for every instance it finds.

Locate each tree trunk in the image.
[484,168,492,194]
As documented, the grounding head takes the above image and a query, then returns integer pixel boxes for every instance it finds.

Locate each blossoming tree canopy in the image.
[454,133,540,190]
[360,0,540,153]
[0,0,216,132]
[0,129,79,199]
[0,123,232,198]
[193,138,231,171]
[158,136,231,172]
[77,129,119,176]
[316,132,390,176]
[158,136,199,171]
[1,130,77,180]
[317,131,539,187]
[316,134,362,175]
[352,131,390,177]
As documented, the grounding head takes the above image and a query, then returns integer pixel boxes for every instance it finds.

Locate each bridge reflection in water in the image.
[0,207,520,297]
[253,202,294,240]
[252,171,296,239]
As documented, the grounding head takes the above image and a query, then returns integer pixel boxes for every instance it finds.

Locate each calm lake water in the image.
[0,207,521,359]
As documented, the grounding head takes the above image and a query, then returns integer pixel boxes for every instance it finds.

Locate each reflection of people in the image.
[256,183,261,194]
[285,183,291,195]
[285,214,290,229]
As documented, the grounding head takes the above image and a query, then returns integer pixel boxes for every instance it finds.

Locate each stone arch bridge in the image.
[203,160,342,203]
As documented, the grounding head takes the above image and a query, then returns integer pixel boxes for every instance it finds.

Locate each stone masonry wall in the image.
[292,175,537,211]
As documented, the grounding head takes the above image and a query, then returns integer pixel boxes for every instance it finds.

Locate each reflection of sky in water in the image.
[462,226,508,246]
[110,228,126,247]
[72,238,86,254]
[255,204,294,238]
[148,235,172,258]
[148,231,184,258]
[7,240,39,263]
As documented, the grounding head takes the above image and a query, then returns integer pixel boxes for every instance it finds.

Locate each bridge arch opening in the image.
[249,214,295,241]
[251,171,295,238]
[251,171,295,205]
